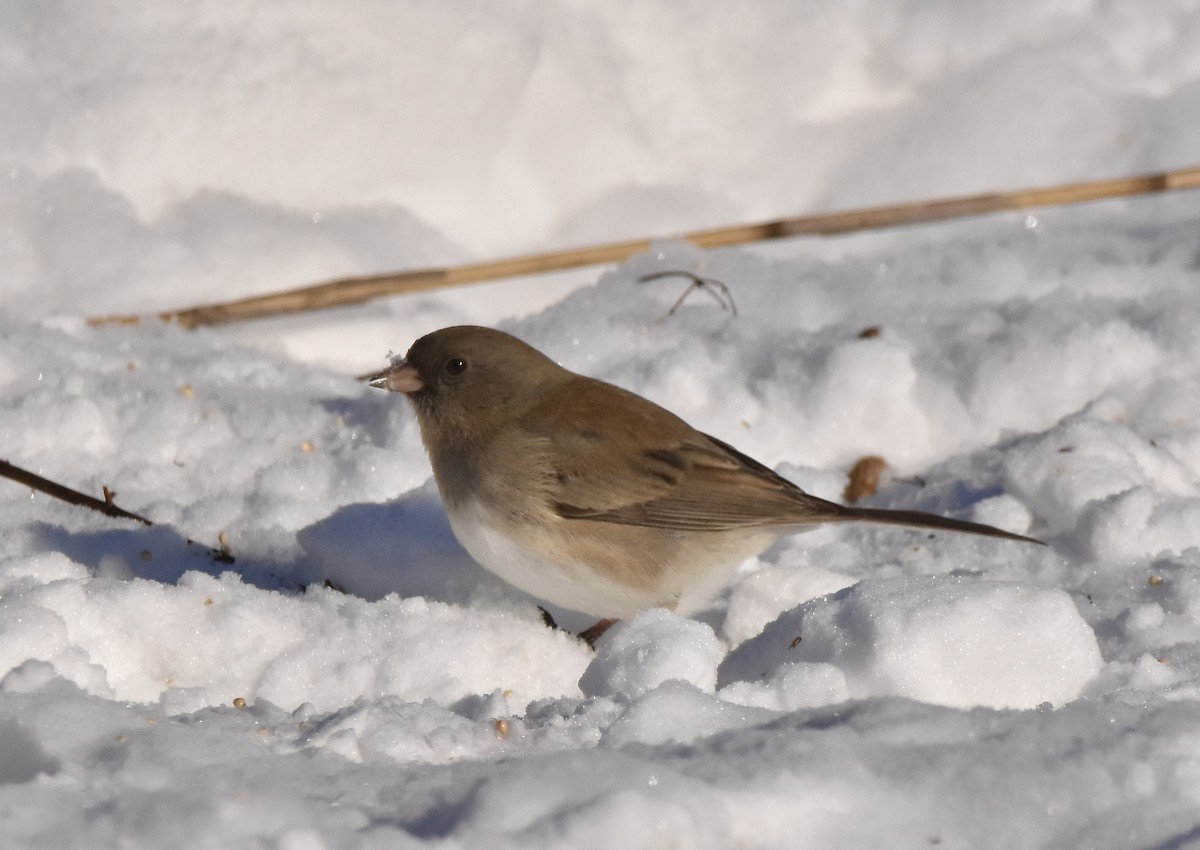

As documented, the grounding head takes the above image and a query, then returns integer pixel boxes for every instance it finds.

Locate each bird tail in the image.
[828,503,1044,545]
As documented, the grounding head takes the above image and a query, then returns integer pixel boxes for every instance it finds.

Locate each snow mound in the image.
[580,609,724,699]
[721,576,1102,709]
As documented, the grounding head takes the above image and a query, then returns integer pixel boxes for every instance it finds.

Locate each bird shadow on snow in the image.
[27,483,515,611]
[28,521,297,590]
[292,481,520,607]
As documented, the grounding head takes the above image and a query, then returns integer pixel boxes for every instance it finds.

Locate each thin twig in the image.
[0,458,234,563]
[88,164,1200,329]
[1,459,153,525]
[638,271,738,317]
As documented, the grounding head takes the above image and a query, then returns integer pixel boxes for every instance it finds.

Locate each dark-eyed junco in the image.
[368,326,1041,642]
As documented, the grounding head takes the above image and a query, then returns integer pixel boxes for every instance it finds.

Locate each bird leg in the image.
[577,618,618,649]
[538,608,616,649]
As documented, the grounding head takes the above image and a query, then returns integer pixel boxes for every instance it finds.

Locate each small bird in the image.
[368,326,1041,643]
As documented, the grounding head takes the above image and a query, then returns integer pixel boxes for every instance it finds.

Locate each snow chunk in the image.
[603,680,776,747]
[720,576,1102,709]
[719,661,850,711]
[580,609,724,699]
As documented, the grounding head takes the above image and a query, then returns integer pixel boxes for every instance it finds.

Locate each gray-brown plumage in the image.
[369,326,1041,630]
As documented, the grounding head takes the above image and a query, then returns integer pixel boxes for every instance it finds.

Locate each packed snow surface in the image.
[4,2,1200,848]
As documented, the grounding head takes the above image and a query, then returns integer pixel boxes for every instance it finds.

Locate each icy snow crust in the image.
[4,2,1200,848]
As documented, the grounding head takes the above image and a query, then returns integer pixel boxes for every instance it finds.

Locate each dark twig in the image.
[638,270,738,317]
[1,459,153,526]
[0,458,235,563]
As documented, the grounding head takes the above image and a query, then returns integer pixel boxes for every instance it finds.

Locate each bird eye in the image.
[445,357,468,376]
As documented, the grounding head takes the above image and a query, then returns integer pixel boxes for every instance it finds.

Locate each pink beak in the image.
[366,360,424,394]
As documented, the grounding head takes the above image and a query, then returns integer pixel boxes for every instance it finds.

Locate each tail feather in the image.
[830,504,1044,546]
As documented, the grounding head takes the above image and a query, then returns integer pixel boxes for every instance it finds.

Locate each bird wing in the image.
[519,377,832,532]
[519,376,1041,544]
[557,434,840,531]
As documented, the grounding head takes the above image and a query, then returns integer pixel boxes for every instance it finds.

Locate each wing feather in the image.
[518,376,834,531]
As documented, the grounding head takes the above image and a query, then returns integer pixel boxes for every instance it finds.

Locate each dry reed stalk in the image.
[88,165,1200,329]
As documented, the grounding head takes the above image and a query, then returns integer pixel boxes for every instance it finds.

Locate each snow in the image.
[720,576,1102,709]
[4,2,1200,847]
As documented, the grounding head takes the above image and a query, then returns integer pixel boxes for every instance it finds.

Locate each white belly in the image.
[446,499,667,618]
[445,497,771,620]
